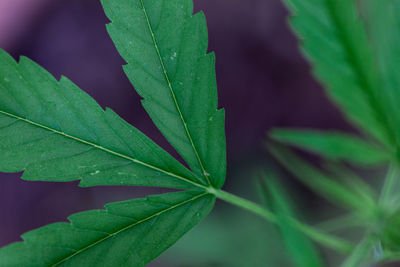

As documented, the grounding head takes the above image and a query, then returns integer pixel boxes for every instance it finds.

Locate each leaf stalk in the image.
[208,188,354,254]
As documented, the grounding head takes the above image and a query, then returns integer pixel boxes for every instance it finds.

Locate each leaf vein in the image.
[138,0,211,184]
[0,109,207,190]
[51,192,209,266]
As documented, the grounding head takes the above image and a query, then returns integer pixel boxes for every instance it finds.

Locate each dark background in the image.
[0,0,353,265]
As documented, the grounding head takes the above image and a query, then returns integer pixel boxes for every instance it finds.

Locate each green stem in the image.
[210,188,278,223]
[208,188,354,254]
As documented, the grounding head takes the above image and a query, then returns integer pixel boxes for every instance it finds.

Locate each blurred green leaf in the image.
[323,162,377,206]
[267,143,376,215]
[280,0,400,265]
[257,171,324,267]
[158,211,287,267]
[270,129,389,165]
[359,0,400,145]
[341,238,374,267]
[381,211,400,253]
[315,213,367,233]
[283,0,396,150]
[379,166,400,254]
[380,164,400,212]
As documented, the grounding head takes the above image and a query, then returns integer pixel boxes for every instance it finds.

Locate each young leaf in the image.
[267,143,376,214]
[323,162,377,205]
[0,191,215,267]
[100,0,226,188]
[283,0,396,149]
[315,213,367,233]
[257,172,324,267]
[341,238,375,267]
[0,49,205,190]
[270,129,389,165]
[379,164,400,212]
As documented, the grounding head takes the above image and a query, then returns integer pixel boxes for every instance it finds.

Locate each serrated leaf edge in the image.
[138,0,212,185]
[50,192,210,266]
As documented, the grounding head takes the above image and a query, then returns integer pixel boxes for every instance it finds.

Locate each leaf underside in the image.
[0,191,215,267]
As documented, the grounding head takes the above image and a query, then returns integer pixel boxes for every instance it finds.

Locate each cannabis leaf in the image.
[278,0,398,157]
[267,143,377,214]
[0,191,214,267]
[0,0,226,265]
[0,49,203,190]
[359,0,400,144]
[0,0,226,190]
[101,0,226,188]
[270,129,389,165]
[268,1,400,264]
[257,172,324,267]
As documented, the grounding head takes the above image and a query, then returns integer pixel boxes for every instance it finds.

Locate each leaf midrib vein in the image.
[324,0,396,147]
[51,192,209,266]
[138,0,211,185]
[0,109,207,190]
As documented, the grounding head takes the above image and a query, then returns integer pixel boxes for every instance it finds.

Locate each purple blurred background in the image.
[0,0,352,259]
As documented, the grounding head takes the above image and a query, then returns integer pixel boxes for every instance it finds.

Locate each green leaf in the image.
[0,49,206,190]
[267,143,376,214]
[1,0,226,265]
[100,0,226,188]
[379,163,400,212]
[0,190,215,267]
[315,213,367,233]
[359,0,400,143]
[283,0,396,149]
[270,129,389,165]
[322,162,377,205]
[381,210,400,253]
[341,238,375,267]
[257,171,324,267]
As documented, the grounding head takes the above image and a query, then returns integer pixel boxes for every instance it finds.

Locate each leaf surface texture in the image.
[101,0,226,188]
[0,49,206,189]
[0,191,215,267]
